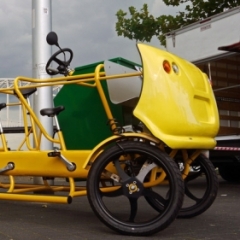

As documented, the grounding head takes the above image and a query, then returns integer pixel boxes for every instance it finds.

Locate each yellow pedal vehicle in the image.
[0,32,219,236]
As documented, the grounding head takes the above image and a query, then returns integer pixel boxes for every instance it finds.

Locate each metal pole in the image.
[32,0,53,185]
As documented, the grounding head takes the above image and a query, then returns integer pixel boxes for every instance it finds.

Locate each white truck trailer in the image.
[166,6,240,182]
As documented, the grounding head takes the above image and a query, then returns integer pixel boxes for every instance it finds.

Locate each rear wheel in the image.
[145,154,218,218]
[177,154,219,218]
[87,141,184,236]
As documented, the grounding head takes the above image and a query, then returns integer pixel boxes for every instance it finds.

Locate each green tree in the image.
[116,1,240,46]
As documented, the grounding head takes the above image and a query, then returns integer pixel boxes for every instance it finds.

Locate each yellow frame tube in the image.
[0,64,168,202]
[4,69,141,150]
[0,193,71,204]
[0,133,8,151]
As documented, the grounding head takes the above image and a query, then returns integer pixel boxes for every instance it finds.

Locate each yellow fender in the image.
[82,132,160,169]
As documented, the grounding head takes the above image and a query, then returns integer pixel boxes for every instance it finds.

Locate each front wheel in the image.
[87,141,184,236]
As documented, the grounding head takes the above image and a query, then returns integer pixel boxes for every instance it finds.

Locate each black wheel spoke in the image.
[113,159,130,182]
[144,188,168,211]
[128,197,138,222]
[185,171,202,182]
[184,181,201,202]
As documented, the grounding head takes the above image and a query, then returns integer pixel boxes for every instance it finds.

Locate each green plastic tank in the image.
[54,57,140,150]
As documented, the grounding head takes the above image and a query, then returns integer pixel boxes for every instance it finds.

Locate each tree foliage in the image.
[116,1,240,46]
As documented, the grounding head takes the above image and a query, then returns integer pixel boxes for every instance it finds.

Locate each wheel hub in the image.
[123,179,143,197]
[126,181,139,194]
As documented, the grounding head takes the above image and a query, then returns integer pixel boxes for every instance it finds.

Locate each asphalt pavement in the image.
[0,176,239,240]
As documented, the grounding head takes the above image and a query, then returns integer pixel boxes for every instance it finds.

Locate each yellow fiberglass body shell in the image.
[134,43,219,149]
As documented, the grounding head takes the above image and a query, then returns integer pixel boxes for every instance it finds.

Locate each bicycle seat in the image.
[40,105,65,117]
[14,88,37,99]
[0,103,6,111]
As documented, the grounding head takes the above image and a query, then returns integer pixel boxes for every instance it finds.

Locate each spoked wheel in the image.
[87,141,184,236]
[177,154,219,218]
[145,154,218,218]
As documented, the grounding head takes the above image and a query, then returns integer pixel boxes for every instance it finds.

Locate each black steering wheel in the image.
[46,48,73,76]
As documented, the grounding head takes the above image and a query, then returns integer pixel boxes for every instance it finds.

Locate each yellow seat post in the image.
[39,106,66,150]
[53,114,66,150]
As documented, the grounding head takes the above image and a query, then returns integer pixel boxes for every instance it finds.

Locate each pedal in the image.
[48,151,61,157]
[48,150,76,172]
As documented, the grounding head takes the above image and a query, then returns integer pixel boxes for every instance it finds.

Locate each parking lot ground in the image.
[0,176,239,240]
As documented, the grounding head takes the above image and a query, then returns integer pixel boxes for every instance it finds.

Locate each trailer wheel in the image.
[87,141,184,236]
[218,165,240,182]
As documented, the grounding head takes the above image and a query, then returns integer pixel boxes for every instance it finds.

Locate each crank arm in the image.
[0,162,14,174]
[58,154,76,171]
[48,150,76,171]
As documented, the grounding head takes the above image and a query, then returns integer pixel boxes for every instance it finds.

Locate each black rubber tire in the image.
[177,154,219,218]
[87,141,184,236]
[218,165,240,182]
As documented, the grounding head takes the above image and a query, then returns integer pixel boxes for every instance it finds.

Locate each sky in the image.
[0,0,182,145]
[0,0,181,78]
